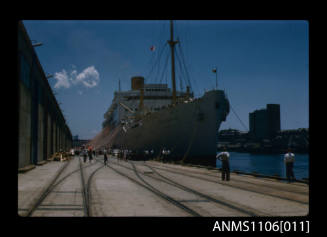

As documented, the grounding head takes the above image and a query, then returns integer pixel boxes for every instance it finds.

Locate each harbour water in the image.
[216,152,309,180]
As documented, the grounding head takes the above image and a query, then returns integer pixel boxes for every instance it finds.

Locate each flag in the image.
[212,68,217,73]
[150,45,156,52]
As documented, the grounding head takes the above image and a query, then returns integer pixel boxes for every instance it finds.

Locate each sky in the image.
[22,20,309,139]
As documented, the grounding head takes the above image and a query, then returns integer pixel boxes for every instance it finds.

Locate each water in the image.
[216,152,309,180]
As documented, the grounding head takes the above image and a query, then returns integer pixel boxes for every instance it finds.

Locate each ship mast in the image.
[168,20,179,105]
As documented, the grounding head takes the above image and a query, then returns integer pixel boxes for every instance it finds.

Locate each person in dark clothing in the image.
[104,149,108,166]
[216,147,230,181]
[83,149,87,163]
[88,149,93,163]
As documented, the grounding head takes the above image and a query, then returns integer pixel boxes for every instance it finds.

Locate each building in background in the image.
[218,105,307,153]
[249,104,280,139]
[267,104,281,138]
[18,21,72,169]
[72,135,90,148]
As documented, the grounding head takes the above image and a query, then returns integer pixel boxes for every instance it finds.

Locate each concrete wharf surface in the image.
[18,155,309,217]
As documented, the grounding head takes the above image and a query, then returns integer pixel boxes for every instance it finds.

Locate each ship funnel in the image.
[131,76,145,112]
[131,76,144,90]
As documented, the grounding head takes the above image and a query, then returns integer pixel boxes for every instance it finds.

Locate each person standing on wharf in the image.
[216,147,230,181]
[103,148,108,166]
[284,147,296,183]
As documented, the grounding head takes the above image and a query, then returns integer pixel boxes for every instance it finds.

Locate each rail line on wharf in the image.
[143,163,309,205]
[152,162,308,195]
[97,157,202,216]
[25,158,72,217]
[107,157,265,216]
[26,156,103,217]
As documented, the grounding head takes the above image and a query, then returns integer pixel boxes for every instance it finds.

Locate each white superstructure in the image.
[104,83,192,127]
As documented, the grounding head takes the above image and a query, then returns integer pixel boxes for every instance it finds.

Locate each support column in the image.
[47,115,51,159]
[18,82,32,168]
[37,103,44,163]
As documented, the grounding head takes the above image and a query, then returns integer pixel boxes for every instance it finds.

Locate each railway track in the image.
[79,156,88,216]
[101,158,201,216]
[25,158,72,217]
[26,155,307,217]
[151,162,308,192]
[84,160,105,216]
[107,157,265,216]
[145,162,309,203]
[26,156,103,217]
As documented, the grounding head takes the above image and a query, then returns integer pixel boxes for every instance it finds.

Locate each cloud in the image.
[54,70,70,89]
[54,66,100,89]
[75,66,100,88]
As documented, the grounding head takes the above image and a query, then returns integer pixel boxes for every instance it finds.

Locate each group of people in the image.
[77,144,296,183]
[143,148,171,160]
[81,146,96,163]
[107,147,170,161]
[116,149,129,162]
[99,147,125,165]
[79,146,120,166]
[144,149,155,159]
[77,146,172,163]
[216,147,296,183]
[161,148,171,157]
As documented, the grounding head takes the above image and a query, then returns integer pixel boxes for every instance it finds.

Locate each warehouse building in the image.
[18,21,72,169]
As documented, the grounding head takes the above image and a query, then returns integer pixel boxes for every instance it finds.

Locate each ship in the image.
[89,21,230,167]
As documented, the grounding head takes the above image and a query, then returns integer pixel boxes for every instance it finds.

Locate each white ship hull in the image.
[90,90,229,166]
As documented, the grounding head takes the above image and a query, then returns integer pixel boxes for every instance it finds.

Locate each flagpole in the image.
[213,67,217,89]
[216,68,217,89]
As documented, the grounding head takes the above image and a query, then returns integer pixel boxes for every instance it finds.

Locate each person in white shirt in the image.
[284,148,295,183]
[161,148,167,159]
[123,149,128,161]
[216,147,230,181]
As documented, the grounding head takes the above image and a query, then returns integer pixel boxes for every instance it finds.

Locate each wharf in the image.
[18,155,308,217]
